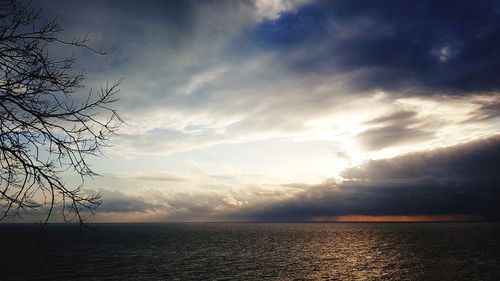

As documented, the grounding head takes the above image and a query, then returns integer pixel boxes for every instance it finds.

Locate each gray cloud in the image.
[224,136,500,221]
[465,98,500,123]
[368,110,418,126]
[356,124,434,151]
[356,108,434,151]
[97,189,160,213]
[141,190,250,222]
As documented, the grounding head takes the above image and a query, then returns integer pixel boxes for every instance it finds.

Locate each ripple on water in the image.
[0,222,499,280]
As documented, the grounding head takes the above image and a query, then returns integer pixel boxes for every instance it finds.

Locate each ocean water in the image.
[0,223,498,280]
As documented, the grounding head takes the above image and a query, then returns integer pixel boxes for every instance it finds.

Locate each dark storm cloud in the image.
[230,136,500,221]
[249,0,500,94]
[342,137,500,182]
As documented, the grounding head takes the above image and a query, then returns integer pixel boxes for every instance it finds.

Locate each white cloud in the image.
[254,0,311,20]
[432,45,455,62]
[222,196,246,206]
[176,67,227,95]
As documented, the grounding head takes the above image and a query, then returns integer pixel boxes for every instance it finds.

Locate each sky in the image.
[33,0,500,222]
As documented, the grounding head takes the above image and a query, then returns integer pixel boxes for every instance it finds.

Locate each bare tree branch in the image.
[0,0,122,224]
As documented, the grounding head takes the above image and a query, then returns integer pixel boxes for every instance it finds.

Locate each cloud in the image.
[356,124,434,151]
[133,190,253,222]
[13,0,497,224]
[97,189,160,213]
[88,180,297,222]
[86,136,500,222]
[176,67,227,96]
[115,172,188,182]
[355,108,436,150]
[254,0,312,21]
[225,136,500,221]
[40,0,500,157]
[367,109,418,126]
[465,96,500,122]
[248,0,500,94]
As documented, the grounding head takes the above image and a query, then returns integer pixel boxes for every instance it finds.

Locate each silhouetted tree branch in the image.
[0,0,122,224]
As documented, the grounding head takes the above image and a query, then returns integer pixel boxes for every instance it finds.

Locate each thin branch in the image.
[0,1,121,225]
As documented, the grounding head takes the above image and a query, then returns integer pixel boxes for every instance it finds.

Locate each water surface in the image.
[0,223,498,280]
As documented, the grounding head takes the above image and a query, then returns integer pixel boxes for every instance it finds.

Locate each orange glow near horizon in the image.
[311,215,483,222]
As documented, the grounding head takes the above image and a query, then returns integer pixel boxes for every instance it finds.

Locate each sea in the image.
[0,222,498,280]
